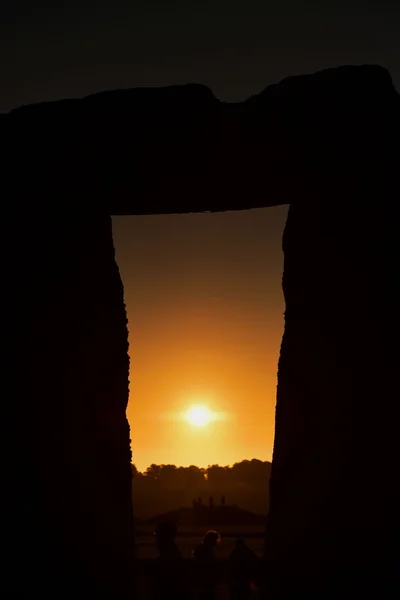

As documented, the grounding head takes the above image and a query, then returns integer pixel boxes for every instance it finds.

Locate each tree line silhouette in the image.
[132,459,271,519]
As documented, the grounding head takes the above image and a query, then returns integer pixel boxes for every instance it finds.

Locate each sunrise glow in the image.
[185,405,213,427]
[113,206,288,470]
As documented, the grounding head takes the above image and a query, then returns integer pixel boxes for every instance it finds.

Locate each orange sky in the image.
[112,206,288,472]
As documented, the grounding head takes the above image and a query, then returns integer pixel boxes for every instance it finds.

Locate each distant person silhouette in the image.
[228,538,259,600]
[152,521,184,600]
[209,496,214,508]
[221,495,225,506]
[193,529,220,562]
[192,530,221,599]
[154,521,181,560]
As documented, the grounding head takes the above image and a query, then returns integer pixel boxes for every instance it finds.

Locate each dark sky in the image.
[5,2,399,469]
[2,1,399,112]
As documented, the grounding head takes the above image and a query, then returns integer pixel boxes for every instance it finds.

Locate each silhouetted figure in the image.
[193,499,198,509]
[209,496,214,508]
[221,495,225,506]
[192,530,221,599]
[228,538,258,600]
[152,521,184,600]
[198,497,202,505]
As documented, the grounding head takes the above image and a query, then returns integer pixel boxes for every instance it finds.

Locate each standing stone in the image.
[3,207,134,594]
[266,143,400,597]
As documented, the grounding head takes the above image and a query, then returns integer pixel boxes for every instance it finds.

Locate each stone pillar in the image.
[266,178,399,597]
[3,208,134,594]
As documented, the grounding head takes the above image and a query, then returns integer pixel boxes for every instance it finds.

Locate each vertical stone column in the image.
[266,180,399,597]
[3,207,134,594]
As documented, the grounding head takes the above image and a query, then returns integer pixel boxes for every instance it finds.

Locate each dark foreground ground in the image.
[135,559,262,600]
[135,526,264,598]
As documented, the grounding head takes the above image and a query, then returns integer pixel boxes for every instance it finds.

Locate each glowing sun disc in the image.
[185,405,212,427]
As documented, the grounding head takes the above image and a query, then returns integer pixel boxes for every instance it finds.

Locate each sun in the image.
[185,405,212,428]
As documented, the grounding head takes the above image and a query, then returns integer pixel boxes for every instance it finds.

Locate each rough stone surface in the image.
[3,209,133,594]
[3,64,399,596]
[266,194,400,597]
